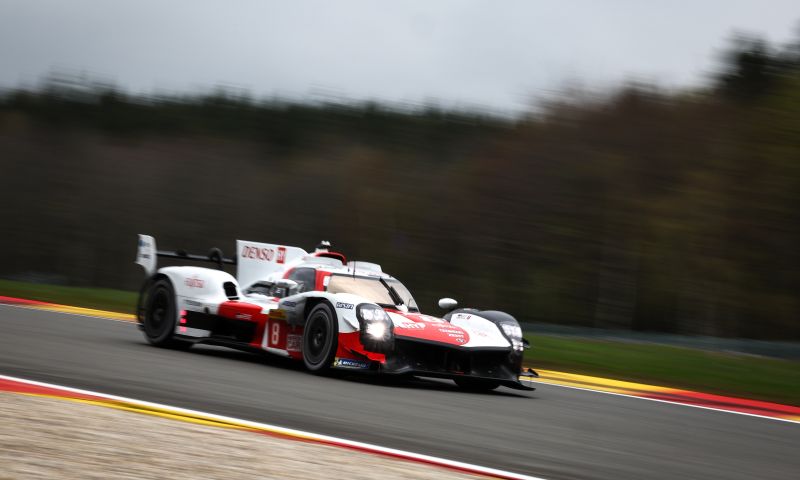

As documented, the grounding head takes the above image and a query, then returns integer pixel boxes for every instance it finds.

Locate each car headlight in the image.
[500,321,524,352]
[357,304,392,339]
[359,305,387,323]
[357,304,394,352]
[365,321,386,339]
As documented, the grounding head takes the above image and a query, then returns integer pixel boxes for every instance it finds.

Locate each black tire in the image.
[143,278,191,349]
[302,303,338,373]
[454,377,500,392]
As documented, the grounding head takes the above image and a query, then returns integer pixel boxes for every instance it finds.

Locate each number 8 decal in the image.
[271,322,280,346]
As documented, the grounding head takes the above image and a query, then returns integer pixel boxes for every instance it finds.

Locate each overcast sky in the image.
[1,1,798,113]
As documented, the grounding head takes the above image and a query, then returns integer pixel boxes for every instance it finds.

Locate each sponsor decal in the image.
[397,322,425,329]
[335,302,354,310]
[184,277,204,288]
[390,312,469,345]
[438,327,464,334]
[269,309,287,320]
[276,246,287,264]
[235,313,252,320]
[333,358,370,369]
[241,245,276,261]
[282,301,297,308]
[184,300,202,307]
[286,334,302,352]
[434,325,468,344]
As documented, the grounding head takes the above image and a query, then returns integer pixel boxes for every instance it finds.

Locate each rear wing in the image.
[135,234,236,277]
[135,234,306,289]
[236,240,307,289]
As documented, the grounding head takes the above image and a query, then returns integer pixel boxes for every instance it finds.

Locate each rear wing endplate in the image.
[135,234,236,276]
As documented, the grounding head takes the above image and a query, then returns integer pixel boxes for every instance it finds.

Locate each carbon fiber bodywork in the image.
[381,338,533,390]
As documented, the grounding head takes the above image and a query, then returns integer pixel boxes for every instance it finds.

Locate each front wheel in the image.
[142,278,192,349]
[302,303,338,373]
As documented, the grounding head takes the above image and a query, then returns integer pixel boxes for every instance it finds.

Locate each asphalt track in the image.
[1,305,798,480]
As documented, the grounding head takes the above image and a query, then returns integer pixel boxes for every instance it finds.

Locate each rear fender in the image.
[157,266,239,311]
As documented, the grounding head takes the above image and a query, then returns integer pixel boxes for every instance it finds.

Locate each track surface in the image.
[1,305,798,480]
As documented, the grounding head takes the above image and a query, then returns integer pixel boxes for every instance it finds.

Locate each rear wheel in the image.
[454,377,500,392]
[143,278,191,349]
[302,303,338,373]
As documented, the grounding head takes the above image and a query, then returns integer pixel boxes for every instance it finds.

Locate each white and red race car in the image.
[135,235,537,391]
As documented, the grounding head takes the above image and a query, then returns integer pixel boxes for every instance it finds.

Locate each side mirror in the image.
[438,298,458,311]
[274,279,299,297]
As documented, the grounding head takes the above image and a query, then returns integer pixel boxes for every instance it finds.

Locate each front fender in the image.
[445,311,512,348]
[278,291,377,333]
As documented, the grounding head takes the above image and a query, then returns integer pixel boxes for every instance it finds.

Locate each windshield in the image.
[327,274,419,311]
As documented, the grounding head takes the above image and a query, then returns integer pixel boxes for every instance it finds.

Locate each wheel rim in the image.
[146,288,171,338]
[305,313,330,365]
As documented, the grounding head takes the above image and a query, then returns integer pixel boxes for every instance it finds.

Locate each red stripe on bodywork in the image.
[217,300,269,348]
[336,332,385,363]
[315,271,332,292]
[388,310,470,347]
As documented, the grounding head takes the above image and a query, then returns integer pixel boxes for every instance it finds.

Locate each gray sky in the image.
[1,1,798,113]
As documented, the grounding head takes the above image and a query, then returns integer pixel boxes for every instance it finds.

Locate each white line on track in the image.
[0,374,547,480]
[529,381,800,425]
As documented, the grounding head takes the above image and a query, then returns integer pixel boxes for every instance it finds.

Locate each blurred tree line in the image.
[1,35,798,339]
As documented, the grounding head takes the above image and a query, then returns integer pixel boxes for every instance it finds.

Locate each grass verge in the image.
[0,279,137,314]
[1,279,797,405]
[524,333,800,405]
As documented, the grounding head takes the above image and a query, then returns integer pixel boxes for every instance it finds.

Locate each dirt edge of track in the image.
[0,391,491,480]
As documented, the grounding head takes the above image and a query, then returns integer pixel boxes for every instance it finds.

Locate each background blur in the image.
[1,2,799,340]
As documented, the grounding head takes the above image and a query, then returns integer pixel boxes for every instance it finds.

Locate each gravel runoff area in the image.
[0,393,484,480]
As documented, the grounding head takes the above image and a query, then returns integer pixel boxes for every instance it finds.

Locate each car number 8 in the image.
[271,322,280,345]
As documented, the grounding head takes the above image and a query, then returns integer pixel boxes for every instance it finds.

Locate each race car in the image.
[135,234,537,391]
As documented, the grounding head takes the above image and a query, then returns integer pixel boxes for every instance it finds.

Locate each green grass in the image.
[0,279,137,314]
[524,333,800,405]
[1,279,797,405]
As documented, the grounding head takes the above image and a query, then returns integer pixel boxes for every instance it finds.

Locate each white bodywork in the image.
[135,235,157,276]
[136,234,516,356]
[449,312,512,348]
[236,240,308,290]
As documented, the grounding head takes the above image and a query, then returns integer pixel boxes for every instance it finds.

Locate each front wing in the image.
[376,338,535,390]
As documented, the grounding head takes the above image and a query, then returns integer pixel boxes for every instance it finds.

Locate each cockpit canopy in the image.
[327,274,418,311]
